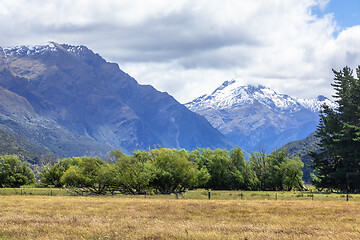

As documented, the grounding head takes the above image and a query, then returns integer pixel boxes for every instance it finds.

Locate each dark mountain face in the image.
[0,43,233,156]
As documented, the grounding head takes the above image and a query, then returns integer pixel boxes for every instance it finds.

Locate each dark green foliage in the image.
[39,158,74,187]
[0,155,35,187]
[312,66,360,192]
[191,148,232,190]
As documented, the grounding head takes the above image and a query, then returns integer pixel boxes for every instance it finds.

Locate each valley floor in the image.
[0,195,359,239]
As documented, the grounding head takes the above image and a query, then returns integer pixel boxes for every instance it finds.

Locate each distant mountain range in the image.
[186,79,335,153]
[0,43,233,158]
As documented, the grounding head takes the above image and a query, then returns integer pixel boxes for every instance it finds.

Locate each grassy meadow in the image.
[0,195,360,239]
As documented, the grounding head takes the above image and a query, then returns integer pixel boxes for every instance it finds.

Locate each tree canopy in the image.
[0,155,35,187]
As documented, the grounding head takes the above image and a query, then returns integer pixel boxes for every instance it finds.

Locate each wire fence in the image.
[1,188,359,202]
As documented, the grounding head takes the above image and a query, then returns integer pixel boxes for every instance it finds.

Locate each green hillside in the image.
[281,132,320,182]
[0,128,54,166]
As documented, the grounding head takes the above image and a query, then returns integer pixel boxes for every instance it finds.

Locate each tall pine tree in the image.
[312,66,360,192]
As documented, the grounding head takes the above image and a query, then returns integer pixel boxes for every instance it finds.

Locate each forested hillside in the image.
[0,128,53,165]
[281,132,319,182]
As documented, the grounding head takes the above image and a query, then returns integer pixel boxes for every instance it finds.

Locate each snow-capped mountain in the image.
[186,79,335,153]
[187,79,335,113]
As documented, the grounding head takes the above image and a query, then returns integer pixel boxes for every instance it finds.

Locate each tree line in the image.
[33,147,303,195]
[0,147,304,194]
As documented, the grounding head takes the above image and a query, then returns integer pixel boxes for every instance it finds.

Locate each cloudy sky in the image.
[1,0,360,103]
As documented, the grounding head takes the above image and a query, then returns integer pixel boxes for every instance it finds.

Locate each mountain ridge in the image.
[0,42,234,157]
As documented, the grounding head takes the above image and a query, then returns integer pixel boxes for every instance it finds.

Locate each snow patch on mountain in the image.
[186,79,336,113]
[62,44,92,57]
[297,95,336,112]
[1,43,58,57]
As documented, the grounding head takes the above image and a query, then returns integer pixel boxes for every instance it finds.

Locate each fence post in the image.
[275,193,277,200]
[175,192,178,199]
[208,191,211,200]
[346,194,349,201]
[240,192,243,200]
[21,189,22,195]
[51,190,52,196]
[312,194,314,201]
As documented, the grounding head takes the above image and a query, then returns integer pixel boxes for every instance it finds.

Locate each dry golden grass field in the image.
[0,195,360,239]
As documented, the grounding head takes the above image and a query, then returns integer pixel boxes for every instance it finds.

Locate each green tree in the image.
[61,157,113,195]
[39,158,74,187]
[249,150,268,190]
[192,148,232,190]
[0,155,35,187]
[229,147,255,190]
[112,150,154,194]
[311,66,360,192]
[150,148,208,194]
[282,156,304,191]
[268,149,304,191]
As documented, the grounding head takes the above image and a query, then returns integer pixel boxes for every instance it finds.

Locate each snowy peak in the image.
[186,79,335,113]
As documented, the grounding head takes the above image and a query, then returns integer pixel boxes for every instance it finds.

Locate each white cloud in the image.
[0,0,360,103]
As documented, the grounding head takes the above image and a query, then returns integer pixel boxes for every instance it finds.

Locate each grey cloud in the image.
[84,11,259,65]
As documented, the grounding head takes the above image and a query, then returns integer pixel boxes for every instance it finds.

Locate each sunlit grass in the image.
[0,195,359,239]
[0,188,66,196]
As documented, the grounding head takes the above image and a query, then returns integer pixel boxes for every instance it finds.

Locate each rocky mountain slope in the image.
[0,84,111,157]
[0,43,233,157]
[186,79,335,153]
